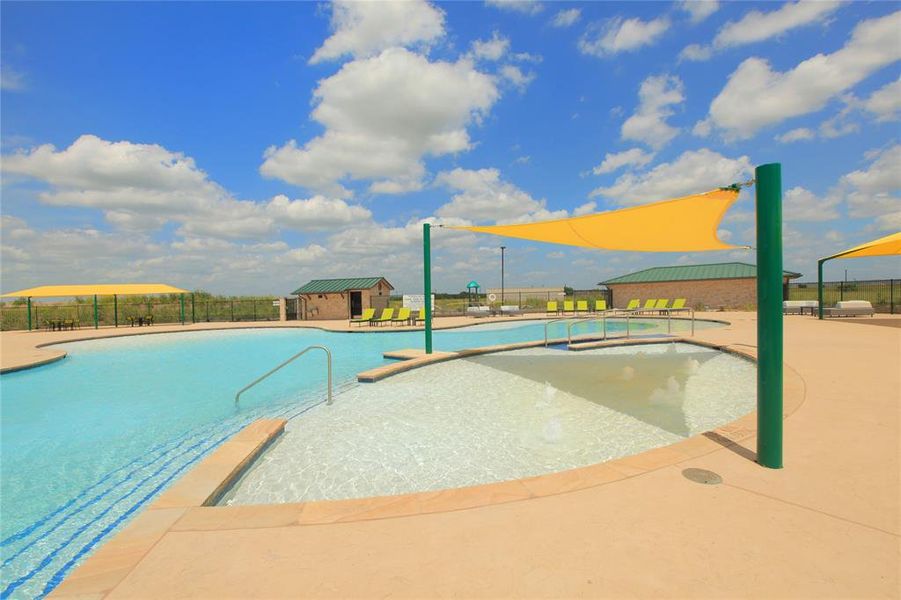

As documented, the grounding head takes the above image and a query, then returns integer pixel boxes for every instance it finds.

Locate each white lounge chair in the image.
[823,300,875,317]
[783,300,818,315]
[500,305,523,316]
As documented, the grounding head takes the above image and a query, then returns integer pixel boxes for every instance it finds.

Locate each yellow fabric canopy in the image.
[1,283,189,298]
[822,231,901,261]
[445,188,742,252]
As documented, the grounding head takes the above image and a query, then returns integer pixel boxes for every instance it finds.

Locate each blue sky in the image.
[1,0,898,295]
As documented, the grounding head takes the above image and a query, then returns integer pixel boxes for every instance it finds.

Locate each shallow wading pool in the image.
[0,318,719,598]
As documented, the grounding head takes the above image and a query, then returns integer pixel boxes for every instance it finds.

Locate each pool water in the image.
[0,317,710,598]
[222,343,756,505]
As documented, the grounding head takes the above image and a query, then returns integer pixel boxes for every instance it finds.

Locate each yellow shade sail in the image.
[1,283,189,298]
[445,188,742,252]
[822,231,901,261]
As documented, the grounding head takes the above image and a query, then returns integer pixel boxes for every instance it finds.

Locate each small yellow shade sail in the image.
[445,188,742,252]
[1,283,189,298]
[823,231,901,261]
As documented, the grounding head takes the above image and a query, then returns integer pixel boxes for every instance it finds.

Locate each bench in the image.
[783,300,819,315]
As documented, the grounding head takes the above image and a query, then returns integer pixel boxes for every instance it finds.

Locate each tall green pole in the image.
[180,293,185,325]
[27,297,32,331]
[423,223,433,354]
[93,294,99,329]
[191,293,196,324]
[756,163,783,469]
[817,259,826,320]
[114,295,118,327]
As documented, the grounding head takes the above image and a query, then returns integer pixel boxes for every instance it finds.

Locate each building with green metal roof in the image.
[600,262,801,310]
[292,277,393,320]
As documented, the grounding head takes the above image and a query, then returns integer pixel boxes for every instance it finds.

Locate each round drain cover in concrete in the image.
[682,468,723,485]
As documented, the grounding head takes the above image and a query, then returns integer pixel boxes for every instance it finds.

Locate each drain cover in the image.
[682,468,723,485]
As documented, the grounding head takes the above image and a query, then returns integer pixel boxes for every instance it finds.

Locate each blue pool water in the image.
[0,318,704,597]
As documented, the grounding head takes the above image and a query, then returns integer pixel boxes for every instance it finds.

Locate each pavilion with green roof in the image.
[600,262,801,310]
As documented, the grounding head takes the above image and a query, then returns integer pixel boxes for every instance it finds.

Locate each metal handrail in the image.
[544,317,573,346]
[567,315,604,344]
[234,345,332,407]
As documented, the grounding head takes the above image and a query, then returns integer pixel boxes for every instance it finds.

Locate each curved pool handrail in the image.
[235,345,332,407]
[544,317,575,346]
[566,313,612,345]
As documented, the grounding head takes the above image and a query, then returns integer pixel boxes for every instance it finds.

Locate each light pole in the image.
[500,245,506,306]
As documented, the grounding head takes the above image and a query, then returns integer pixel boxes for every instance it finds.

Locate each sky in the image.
[1,0,899,296]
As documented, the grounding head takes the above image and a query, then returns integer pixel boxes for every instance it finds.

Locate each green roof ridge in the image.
[292,277,393,295]
[600,262,801,285]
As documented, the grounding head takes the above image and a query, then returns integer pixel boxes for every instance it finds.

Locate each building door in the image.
[350,291,363,317]
[285,297,299,320]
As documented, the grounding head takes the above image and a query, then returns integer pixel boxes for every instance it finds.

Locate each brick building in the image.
[601,262,801,310]
[292,277,393,320]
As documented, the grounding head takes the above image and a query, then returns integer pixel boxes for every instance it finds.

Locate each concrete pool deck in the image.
[3,313,898,597]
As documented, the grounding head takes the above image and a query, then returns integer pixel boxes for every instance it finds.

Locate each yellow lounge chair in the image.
[546,301,558,315]
[576,300,588,313]
[655,299,670,313]
[371,308,394,326]
[595,299,607,312]
[391,307,411,326]
[625,299,640,310]
[349,308,375,327]
[413,308,426,324]
[563,300,575,314]
[671,298,687,310]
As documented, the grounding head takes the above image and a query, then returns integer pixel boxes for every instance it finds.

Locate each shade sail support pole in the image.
[755,163,784,469]
[423,223,433,354]
[180,293,185,325]
[93,295,99,329]
[817,259,827,320]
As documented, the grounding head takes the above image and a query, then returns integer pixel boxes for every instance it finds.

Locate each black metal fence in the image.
[788,279,899,314]
[0,298,282,331]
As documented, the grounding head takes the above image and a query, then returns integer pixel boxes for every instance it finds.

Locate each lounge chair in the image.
[391,307,411,326]
[634,299,657,314]
[654,299,670,314]
[823,300,875,317]
[576,300,589,314]
[595,299,607,312]
[624,299,640,311]
[671,298,687,311]
[563,300,575,314]
[546,301,559,315]
[413,308,426,324]
[500,305,523,316]
[144,315,154,326]
[371,308,394,326]
[350,308,376,327]
[783,300,818,315]
[466,306,491,317]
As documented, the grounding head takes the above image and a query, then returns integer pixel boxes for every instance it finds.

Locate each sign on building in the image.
[403,294,435,309]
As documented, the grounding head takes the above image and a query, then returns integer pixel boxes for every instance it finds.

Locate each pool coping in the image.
[1,314,727,374]
[49,336,805,599]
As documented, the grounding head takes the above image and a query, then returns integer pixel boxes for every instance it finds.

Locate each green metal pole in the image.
[27,297,32,331]
[423,223,432,354]
[191,293,196,324]
[180,293,185,325]
[114,295,118,327]
[93,295,99,329]
[817,259,826,320]
[755,163,783,469]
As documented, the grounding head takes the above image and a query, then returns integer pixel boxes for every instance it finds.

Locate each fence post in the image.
[839,280,844,301]
[891,279,895,315]
[206,301,210,322]
[253,300,257,321]
[231,300,235,321]
[27,297,32,331]
[180,294,185,325]
[191,294,195,323]
[114,295,118,327]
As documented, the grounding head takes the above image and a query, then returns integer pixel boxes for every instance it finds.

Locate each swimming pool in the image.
[222,343,756,505]
[0,317,714,598]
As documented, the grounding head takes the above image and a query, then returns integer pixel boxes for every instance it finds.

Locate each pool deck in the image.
[4,313,899,598]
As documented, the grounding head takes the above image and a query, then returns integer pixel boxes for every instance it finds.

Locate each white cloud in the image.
[1,66,26,91]
[679,1,719,23]
[592,148,655,175]
[776,128,816,143]
[678,44,712,62]
[621,75,684,149]
[842,144,901,230]
[590,148,753,204]
[551,8,581,28]
[573,201,597,216]
[713,1,842,50]
[863,77,901,122]
[265,194,372,231]
[485,0,543,16]
[260,48,499,196]
[309,0,445,64]
[470,31,510,61]
[579,16,669,56]
[783,186,840,221]
[500,64,535,91]
[700,11,901,139]
[435,167,559,223]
